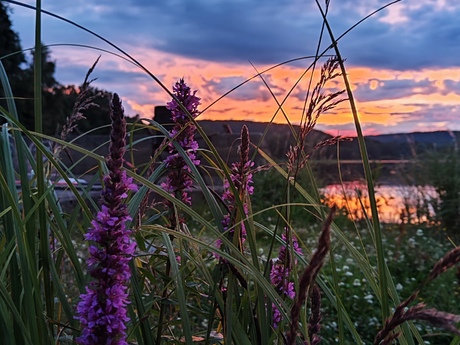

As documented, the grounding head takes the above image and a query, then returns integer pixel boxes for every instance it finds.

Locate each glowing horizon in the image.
[47,45,460,136]
[6,0,460,136]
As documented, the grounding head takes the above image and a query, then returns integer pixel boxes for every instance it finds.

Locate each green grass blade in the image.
[129,259,154,345]
[314,5,423,343]
[313,0,390,322]
[0,119,96,222]
[33,4,55,339]
[45,194,86,288]
[0,125,34,345]
[162,232,193,343]
[0,174,44,344]
[0,282,33,345]
[450,336,460,345]
[256,221,364,344]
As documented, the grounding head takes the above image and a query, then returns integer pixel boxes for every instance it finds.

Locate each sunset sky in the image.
[5,0,460,135]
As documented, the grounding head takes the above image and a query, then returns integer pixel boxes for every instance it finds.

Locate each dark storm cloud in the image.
[354,78,439,102]
[443,79,460,95]
[9,0,460,70]
[203,76,272,102]
[129,0,322,65]
[393,103,460,123]
[336,7,460,70]
[122,0,460,70]
[56,63,153,87]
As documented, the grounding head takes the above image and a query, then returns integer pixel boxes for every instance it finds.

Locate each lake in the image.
[321,182,439,223]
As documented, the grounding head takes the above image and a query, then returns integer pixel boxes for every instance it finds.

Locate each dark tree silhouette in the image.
[0,1,27,118]
[0,3,116,135]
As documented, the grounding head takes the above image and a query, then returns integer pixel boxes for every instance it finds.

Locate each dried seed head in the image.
[308,284,322,345]
[375,245,460,344]
[374,301,460,345]
[240,125,250,164]
[61,57,101,141]
[374,286,460,345]
[287,206,335,344]
[285,56,346,177]
[58,57,101,161]
[312,136,353,151]
[428,246,460,283]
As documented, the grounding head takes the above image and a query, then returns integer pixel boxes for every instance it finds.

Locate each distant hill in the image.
[196,120,460,161]
[367,131,460,146]
[197,119,328,139]
[356,131,460,160]
[196,120,332,161]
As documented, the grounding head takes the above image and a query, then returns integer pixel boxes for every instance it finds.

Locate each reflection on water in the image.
[321,182,439,223]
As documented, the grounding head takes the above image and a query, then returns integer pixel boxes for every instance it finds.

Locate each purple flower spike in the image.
[161,79,201,220]
[76,94,137,345]
[270,230,303,328]
[215,125,254,254]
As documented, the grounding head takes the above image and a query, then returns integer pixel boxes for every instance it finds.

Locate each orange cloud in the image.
[54,46,460,135]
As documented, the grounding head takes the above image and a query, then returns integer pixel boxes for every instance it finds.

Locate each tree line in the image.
[0,1,115,135]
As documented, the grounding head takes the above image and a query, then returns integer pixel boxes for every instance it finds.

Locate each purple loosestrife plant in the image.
[270,231,303,328]
[76,94,137,345]
[216,125,254,253]
[161,79,201,211]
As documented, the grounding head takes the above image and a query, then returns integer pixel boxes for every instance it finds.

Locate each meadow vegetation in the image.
[1,1,460,345]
